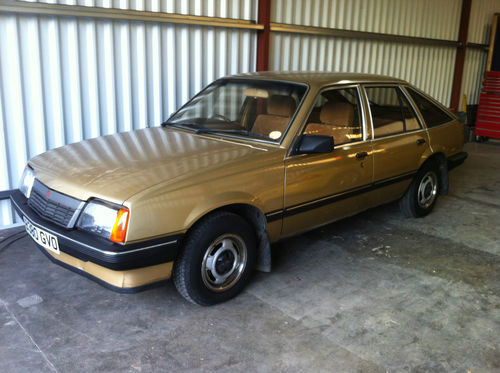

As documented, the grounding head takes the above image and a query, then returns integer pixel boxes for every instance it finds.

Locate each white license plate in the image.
[23,217,60,254]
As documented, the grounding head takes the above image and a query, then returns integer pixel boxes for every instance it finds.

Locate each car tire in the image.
[173,211,256,306]
[399,160,440,218]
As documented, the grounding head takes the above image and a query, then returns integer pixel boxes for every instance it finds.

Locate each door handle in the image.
[356,151,368,160]
[416,138,426,145]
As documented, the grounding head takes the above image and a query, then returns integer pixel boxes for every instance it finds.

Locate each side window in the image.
[303,88,363,146]
[406,87,454,128]
[365,86,422,138]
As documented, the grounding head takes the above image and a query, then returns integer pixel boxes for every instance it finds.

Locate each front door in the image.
[282,86,374,237]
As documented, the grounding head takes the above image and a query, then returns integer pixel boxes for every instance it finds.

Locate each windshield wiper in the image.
[164,123,274,141]
[195,128,271,141]
[163,122,207,130]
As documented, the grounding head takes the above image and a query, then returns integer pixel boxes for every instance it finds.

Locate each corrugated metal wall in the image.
[272,0,462,39]
[0,0,258,226]
[270,0,462,106]
[460,0,500,106]
[461,49,488,106]
[1,0,499,227]
[270,35,457,105]
[17,0,258,20]
[468,0,500,44]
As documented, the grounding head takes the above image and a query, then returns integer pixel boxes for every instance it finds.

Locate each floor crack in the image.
[0,299,59,373]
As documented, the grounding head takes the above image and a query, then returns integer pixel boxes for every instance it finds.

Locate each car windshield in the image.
[164,79,308,143]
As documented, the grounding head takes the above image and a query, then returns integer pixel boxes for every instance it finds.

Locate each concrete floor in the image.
[0,142,499,373]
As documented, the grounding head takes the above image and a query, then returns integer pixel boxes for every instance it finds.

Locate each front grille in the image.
[28,180,83,228]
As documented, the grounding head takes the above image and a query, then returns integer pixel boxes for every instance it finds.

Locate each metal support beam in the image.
[468,42,490,50]
[256,0,271,71]
[270,23,461,48]
[0,0,264,30]
[450,0,472,111]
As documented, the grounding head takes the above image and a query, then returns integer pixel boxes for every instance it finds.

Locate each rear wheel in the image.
[400,161,440,218]
[173,211,256,306]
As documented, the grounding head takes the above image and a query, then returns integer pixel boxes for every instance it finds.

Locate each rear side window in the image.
[364,86,421,138]
[406,88,454,128]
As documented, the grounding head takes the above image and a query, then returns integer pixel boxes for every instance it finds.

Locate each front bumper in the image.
[11,190,183,291]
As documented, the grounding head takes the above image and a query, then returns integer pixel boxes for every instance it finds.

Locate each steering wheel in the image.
[212,113,233,122]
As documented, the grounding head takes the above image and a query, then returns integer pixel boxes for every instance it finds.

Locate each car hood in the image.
[29,127,272,204]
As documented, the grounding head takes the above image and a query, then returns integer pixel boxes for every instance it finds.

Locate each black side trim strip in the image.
[265,171,417,222]
[265,209,284,222]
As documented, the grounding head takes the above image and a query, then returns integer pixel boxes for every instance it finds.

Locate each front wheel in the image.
[400,161,440,218]
[173,211,256,306]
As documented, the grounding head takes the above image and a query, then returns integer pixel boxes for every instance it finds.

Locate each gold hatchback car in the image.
[12,72,467,305]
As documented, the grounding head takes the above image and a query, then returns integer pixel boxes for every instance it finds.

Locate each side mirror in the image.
[295,134,334,155]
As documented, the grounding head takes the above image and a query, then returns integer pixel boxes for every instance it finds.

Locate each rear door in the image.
[405,86,463,156]
[362,85,431,205]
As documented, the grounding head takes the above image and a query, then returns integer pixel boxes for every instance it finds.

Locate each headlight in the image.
[19,165,35,198]
[76,200,130,243]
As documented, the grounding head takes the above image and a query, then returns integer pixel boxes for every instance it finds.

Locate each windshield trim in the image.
[163,78,310,146]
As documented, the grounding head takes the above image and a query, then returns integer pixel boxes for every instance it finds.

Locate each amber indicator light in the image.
[110,208,130,243]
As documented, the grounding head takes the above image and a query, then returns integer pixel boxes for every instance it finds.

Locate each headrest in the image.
[267,95,297,117]
[320,101,355,126]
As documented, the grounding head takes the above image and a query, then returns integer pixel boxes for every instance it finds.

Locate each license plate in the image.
[23,217,60,254]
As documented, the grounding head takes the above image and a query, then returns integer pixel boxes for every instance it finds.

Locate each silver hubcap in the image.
[201,234,247,292]
[417,171,438,209]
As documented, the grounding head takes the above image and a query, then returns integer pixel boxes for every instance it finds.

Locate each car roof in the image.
[225,71,408,87]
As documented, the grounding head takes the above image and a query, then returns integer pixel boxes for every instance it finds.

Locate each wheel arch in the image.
[182,203,272,273]
[425,152,448,195]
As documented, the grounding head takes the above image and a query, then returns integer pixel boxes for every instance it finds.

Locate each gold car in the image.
[12,72,467,305]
